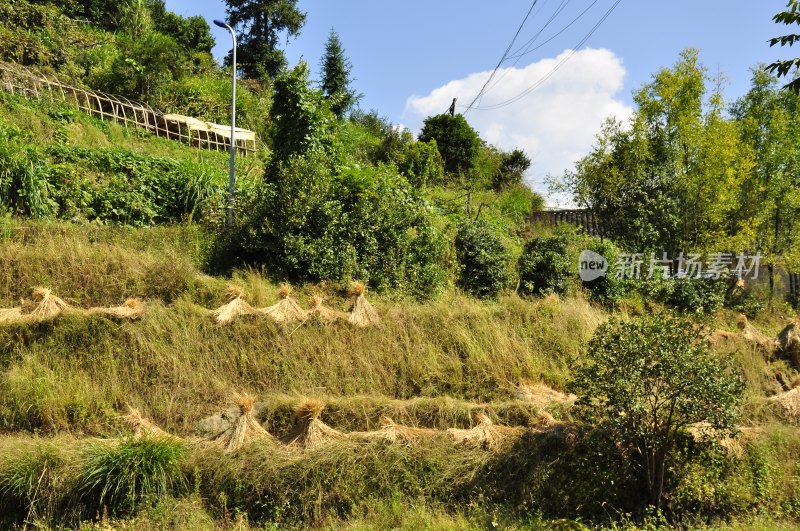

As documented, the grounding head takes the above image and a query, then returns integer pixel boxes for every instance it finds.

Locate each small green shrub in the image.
[77,437,187,516]
[454,219,512,298]
[666,277,727,314]
[581,238,629,306]
[517,232,577,297]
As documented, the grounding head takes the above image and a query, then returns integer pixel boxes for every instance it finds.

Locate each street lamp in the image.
[214,19,237,226]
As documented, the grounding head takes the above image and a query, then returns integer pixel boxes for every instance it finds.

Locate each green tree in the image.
[494,148,531,189]
[766,0,800,91]
[268,61,337,165]
[418,114,480,177]
[570,315,744,508]
[319,28,358,119]
[455,219,513,298]
[732,69,800,291]
[224,0,305,80]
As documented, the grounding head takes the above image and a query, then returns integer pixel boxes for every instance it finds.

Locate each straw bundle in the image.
[447,412,524,450]
[347,282,380,327]
[737,315,778,350]
[208,393,276,453]
[120,406,180,441]
[88,299,144,320]
[261,284,307,323]
[778,320,800,367]
[353,416,437,444]
[306,295,347,323]
[769,387,800,422]
[212,285,258,324]
[0,307,24,323]
[282,399,346,450]
[22,288,71,319]
[517,382,577,409]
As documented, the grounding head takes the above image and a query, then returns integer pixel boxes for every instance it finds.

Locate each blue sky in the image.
[164,0,797,203]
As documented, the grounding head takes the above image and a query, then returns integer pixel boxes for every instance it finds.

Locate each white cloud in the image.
[403,48,633,206]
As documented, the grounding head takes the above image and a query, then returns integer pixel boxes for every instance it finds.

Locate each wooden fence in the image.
[0,61,257,156]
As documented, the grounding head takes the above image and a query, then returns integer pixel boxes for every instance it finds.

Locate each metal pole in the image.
[215,20,237,226]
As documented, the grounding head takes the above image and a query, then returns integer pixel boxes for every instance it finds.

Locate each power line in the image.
[506,0,601,61]
[471,0,623,111]
[463,0,539,115]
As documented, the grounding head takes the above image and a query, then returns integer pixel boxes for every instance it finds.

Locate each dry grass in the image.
[206,393,276,453]
[87,299,144,320]
[348,281,380,327]
[306,295,347,323]
[212,286,258,324]
[260,284,307,323]
[351,416,439,445]
[447,412,525,450]
[120,406,180,441]
[282,399,346,450]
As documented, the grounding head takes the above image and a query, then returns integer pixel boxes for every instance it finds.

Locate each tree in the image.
[224,0,306,80]
[494,148,531,189]
[455,219,513,298]
[569,316,744,508]
[319,29,358,119]
[268,61,337,165]
[418,114,480,177]
[766,0,800,92]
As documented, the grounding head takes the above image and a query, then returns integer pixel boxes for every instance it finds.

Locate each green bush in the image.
[581,238,628,306]
[454,219,513,298]
[232,154,447,297]
[517,232,577,297]
[665,277,727,314]
[418,114,480,176]
[77,437,187,516]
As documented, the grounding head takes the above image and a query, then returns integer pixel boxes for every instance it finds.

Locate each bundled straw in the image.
[353,416,436,444]
[212,285,258,324]
[261,284,307,323]
[306,295,347,323]
[207,393,276,453]
[0,307,24,323]
[282,399,345,450]
[447,412,524,450]
[348,282,380,327]
[88,298,144,320]
[22,288,71,320]
[120,406,180,441]
[737,315,777,350]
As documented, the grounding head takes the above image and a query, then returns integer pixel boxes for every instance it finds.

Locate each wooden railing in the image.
[0,61,258,156]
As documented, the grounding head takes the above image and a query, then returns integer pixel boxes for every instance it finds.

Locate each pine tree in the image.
[224,0,306,80]
[319,29,358,119]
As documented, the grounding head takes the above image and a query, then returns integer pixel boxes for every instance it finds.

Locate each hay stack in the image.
[261,284,307,323]
[120,406,180,441]
[207,393,276,453]
[353,416,437,444]
[22,288,71,319]
[447,412,524,450]
[212,286,258,324]
[769,387,800,423]
[0,307,24,323]
[88,299,144,320]
[282,399,346,450]
[517,382,577,409]
[737,315,777,350]
[306,295,347,323]
[348,282,380,327]
[778,320,800,367]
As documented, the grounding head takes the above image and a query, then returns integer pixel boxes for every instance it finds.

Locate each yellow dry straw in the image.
[306,295,347,323]
[88,298,144,320]
[352,416,437,444]
[282,399,346,450]
[206,393,276,453]
[447,412,524,450]
[120,406,181,441]
[348,281,380,327]
[212,285,258,324]
[260,284,307,323]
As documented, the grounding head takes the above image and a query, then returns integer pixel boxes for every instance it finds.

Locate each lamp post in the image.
[214,19,237,226]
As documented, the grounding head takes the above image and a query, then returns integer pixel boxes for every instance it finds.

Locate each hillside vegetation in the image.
[2,0,800,529]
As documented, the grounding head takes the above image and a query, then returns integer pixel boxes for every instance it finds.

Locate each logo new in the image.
[578,250,608,282]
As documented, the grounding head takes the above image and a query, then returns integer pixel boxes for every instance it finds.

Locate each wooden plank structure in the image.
[0,61,257,156]
[531,208,602,236]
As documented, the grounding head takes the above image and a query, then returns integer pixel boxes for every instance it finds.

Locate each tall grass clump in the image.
[77,437,188,516]
[0,441,67,525]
